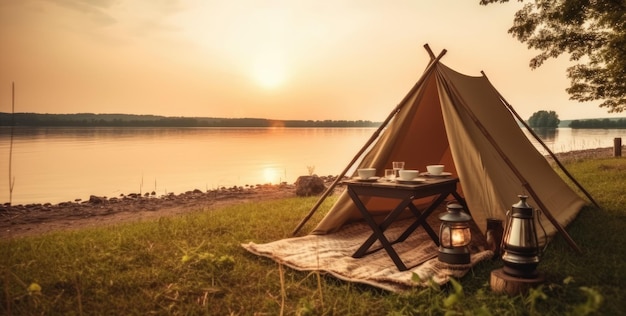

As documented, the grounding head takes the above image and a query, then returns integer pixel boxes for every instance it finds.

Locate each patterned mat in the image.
[242,219,493,292]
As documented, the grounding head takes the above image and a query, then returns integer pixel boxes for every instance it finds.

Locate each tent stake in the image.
[441,77,582,253]
[291,45,447,236]
[481,71,599,209]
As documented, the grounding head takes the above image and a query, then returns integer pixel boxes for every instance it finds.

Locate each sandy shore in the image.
[0,147,620,239]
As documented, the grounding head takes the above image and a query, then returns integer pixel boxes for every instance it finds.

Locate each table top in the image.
[342,176,459,199]
[343,176,458,188]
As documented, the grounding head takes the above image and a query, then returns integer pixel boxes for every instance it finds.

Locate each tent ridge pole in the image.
[291,46,447,236]
[480,71,599,208]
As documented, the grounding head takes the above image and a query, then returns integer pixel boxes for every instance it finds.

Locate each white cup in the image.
[398,169,419,180]
[426,165,444,175]
[357,168,376,179]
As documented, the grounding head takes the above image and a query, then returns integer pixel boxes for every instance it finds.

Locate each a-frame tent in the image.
[296,46,591,249]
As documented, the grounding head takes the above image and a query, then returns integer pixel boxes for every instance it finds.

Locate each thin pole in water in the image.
[8,82,16,205]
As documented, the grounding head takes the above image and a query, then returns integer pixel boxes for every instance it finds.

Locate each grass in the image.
[1,157,625,315]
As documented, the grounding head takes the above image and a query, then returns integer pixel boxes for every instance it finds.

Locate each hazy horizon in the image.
[1,111,380,120]
[1,111,625,123]
[2,1,624,122]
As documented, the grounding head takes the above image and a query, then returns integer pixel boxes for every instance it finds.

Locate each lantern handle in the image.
[500,210,512,254]
[537,209,549,254]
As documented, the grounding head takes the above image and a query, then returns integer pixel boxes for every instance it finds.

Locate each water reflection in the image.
[531,128,558,142]
[263,167,282,184]
[523,127,623,153]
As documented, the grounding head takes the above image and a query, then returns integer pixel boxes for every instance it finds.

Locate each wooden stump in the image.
[490,268,545,296]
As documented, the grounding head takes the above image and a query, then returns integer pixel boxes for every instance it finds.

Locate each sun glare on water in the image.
[263,167,281,184]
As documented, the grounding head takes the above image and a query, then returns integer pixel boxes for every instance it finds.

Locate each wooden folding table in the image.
[344,177,466,271]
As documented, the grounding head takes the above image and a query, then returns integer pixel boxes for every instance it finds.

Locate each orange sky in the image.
[1,0,623,121]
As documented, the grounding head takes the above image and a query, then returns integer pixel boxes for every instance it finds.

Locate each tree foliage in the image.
[569,118,626,128]
[528,110,560,128]
[480,0,626,113]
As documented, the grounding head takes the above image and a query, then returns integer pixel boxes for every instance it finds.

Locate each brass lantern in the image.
[438,203,472,264]
[501,195,541,278]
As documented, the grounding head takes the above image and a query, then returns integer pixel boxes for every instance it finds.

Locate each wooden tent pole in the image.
[424,44,436,59]
[480,71,600,208]
[441,78,582,253]
[291,45,447,236]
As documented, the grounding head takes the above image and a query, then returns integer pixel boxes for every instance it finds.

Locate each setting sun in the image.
[252,51,287,89]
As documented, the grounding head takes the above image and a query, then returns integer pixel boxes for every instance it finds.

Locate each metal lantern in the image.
[438,203,472,264]
[501,195,541,278]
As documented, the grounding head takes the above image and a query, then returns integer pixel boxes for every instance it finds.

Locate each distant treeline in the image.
[569,118,626,129]
[0,113,381,128]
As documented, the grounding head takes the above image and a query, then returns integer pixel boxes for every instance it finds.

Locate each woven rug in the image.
[242,219,493,292]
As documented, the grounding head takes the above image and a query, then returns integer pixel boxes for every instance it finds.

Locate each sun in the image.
[252,51,287,89]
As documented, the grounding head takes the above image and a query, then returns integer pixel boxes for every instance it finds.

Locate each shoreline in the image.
[0,176,342,239]
[0,147,621,239]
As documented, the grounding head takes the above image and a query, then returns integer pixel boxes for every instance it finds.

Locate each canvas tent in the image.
[244,46,594,291]
[299,47,590,247]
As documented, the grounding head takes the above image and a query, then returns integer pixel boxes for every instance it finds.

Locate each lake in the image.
[1,127,624,205]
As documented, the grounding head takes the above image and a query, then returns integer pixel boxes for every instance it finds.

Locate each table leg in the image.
[395,192,450,244]
[352,197,415,257]
[348,188,410,271]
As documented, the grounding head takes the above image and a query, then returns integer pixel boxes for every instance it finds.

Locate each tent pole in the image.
[291,46,447,236]
[441,79,582,253]
[424,43,436,59]
[480,71,600,208]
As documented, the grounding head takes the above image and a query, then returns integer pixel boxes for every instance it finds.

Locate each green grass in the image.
[1,158,625,315]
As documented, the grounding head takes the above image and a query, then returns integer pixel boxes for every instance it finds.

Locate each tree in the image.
[480,0,626,113]
[528,110,560,128]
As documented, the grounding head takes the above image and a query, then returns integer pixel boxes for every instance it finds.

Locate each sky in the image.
[1,0,623,122]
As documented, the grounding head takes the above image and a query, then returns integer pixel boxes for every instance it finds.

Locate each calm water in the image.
[0,127,373,205]
[1,127,624,205]
[526,128,624,154]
